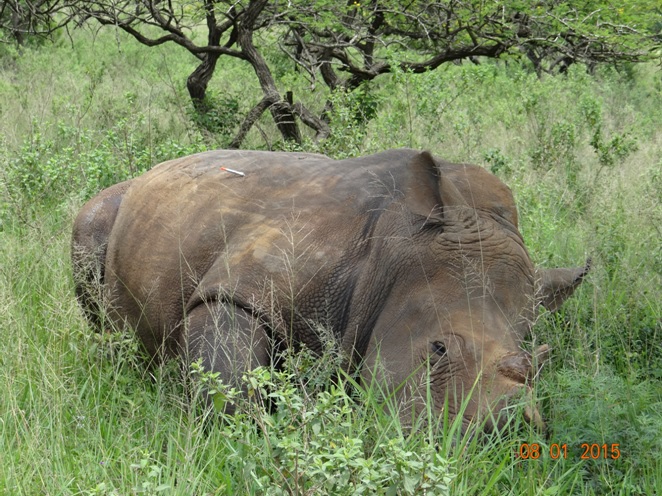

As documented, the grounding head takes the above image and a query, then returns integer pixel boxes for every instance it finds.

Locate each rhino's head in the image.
[362,152,589,432]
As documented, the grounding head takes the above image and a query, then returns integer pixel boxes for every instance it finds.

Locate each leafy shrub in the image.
[0,119,206,225]
[187,91,240,141]
[483,148,513,175]
[319,83,381,159]
[543,370,662,495]
[189,346,455,496]
[589,130,639,168]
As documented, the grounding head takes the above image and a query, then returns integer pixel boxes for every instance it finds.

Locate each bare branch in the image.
[292,101,330,141]
[229,94,278,149]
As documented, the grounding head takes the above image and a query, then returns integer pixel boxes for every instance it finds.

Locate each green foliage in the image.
[483,148,513,175]
[580,91,640,168]
[0,0,64,47]
[277,0,656,69]
[318,83,381,158]
[0,36,209,223]
[589,129,639,168]
[543,371,662,495]
[1,119,206,223]
[53,0,658,147]
[187,91,241,140]
[188,348,455,495]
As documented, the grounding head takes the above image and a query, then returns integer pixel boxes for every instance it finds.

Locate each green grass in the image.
[1,28,660,495]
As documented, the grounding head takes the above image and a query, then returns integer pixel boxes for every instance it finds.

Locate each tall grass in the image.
[0,28,660,494]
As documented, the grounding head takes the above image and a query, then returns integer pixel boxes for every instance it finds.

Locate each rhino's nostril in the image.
[498,352,532,384]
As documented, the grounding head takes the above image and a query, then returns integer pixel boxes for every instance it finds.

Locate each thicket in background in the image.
[2,0,659,145]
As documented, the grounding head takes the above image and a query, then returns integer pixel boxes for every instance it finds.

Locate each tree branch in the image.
[228,95,277,149]
[292,101,330,141]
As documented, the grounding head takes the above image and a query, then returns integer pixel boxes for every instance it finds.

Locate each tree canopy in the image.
[0,0,68,44]
[3,0,659,146]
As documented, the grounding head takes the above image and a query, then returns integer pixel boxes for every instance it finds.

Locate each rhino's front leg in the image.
[181,301,270,414]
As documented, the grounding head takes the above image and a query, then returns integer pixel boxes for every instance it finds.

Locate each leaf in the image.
[403,474,418,494]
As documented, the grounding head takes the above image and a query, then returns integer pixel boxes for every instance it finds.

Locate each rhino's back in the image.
[102,149,420,354]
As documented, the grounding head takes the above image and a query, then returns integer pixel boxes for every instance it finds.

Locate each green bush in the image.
[1,121,206,224]
[187,347,455,496]
[187,91,241,140]
[544,370,662,495]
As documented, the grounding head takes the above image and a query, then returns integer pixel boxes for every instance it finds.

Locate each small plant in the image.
[483,148,512,175]
[129,450,172,495]
[188,91,240,142]
[542,370,662,495]
[186,344,456,495]
[320,83,381,159]
[530,119,578,174]
[589,129,639,168]
[581,93,639,169]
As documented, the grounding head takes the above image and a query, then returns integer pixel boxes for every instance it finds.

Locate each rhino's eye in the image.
[431,341,447,356]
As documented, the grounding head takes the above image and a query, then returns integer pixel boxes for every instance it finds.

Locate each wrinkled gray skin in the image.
[72,149,589,431]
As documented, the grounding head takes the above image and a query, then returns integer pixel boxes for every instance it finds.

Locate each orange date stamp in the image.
[515,443,621,460]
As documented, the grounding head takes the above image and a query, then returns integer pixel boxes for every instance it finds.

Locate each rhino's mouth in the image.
[424,350,548,434]
[488,384,545,432]
[448,390,545,436]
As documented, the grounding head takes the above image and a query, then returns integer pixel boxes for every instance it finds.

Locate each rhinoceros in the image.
[72,149,588,431]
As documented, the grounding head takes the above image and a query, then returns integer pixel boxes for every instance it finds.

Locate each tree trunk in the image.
[186,52,222,111]
[238,0,301,144]
[11,10,26,46]
[268,100,301,143]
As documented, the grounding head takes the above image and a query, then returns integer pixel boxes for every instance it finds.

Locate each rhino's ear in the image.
[406,151,467,221]
[537,259,591,312]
